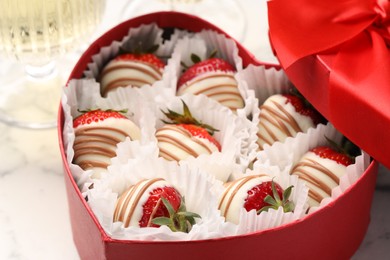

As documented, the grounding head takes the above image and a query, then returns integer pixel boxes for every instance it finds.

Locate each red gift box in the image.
[268,0,390,169]
[58,11,378,260]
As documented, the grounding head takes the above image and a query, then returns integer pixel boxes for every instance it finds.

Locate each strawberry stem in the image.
[151,197,201,233]
[191,53,202,64]
[77,108,129,115]
[257,180,294,214]
[161,100,219,135]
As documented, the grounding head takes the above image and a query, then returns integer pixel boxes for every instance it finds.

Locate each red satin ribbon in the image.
[268,0,390,165]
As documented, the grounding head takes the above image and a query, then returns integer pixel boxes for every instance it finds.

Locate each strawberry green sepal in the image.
[161,100,219,135]
[181,50,218,70]
[257,181,295,214]
[76,108,129,114]
[152,197,201,233]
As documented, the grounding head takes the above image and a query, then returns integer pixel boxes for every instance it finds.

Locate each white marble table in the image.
[0,1,389,259]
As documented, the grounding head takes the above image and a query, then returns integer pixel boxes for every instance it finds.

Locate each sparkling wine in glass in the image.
[0,0,106,129]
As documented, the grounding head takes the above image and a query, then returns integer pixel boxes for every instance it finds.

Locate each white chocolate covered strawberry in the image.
[257,93,324,149]
[73,109,141,178]
[100,52,165,96]
[156,101,221,161]
[290,144,355,208]
[218,175,294,224]
[177,55,244,110]
[113,178,200,232]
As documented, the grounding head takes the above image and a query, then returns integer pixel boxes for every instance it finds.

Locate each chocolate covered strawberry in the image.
[257,93,325,149]
[113,178,201,233]
[290,139,357,207]
[218,175,294,224]
[177,54,244,110]
[73,109,141,178]
[100,45,165,96]
[156,100,221,161]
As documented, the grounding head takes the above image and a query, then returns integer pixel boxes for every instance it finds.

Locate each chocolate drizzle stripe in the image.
[103,78,151,96]
[157,135,202,158]
[207,92,243,101]
[258,116,280,146]
[219,174,267,218]
[260,103,300,136]
[261,108,295,137]
[156,125,213,159]
[74,135,118,146]
[271,101,302,132]
[294,170,332,196]
[291,158,341,200]
[74,131,122,144]
[123,178,165,228]
[158,150,180,161]
[74,145,116,158]
[190,83,240,96]
[113,189,128,221]
[73,126,132,171]
[101,62,162,80]
[308,189,324,204]
[186,72,236,87]
[75,126,130,142]
[78,160,109,170]
[258,98,304,148]
[147,198,163,227]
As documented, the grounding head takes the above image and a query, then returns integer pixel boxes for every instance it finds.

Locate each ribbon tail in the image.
[329,30,390,161]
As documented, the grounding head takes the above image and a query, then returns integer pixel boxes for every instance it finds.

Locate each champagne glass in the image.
[119,0,248,43]
[0,0,106,129]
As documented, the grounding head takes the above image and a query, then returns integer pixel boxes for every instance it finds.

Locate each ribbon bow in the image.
[268,0,390,166]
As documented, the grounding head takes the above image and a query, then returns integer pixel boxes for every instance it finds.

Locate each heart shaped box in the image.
[58,12,378,260]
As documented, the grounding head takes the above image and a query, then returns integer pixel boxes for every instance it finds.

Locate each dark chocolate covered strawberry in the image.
[218,174,294,224]
[177,54,244,110]
[156,100,221,161]
[113,178,200,233]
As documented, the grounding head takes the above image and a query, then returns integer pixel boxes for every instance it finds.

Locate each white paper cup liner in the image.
[254,123,369,214]
[236,63,291,105]
[86,157,233,241]
[171,32,258,120]
[84,23,183,96]
[148,93,249,178]
[61,79,156,190]
[233,64,297,164]
[225,163,309,235]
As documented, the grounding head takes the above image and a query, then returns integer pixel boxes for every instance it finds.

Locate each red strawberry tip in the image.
[311,136,358,166]
[73,108,129,128]
[177,56,235,88]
